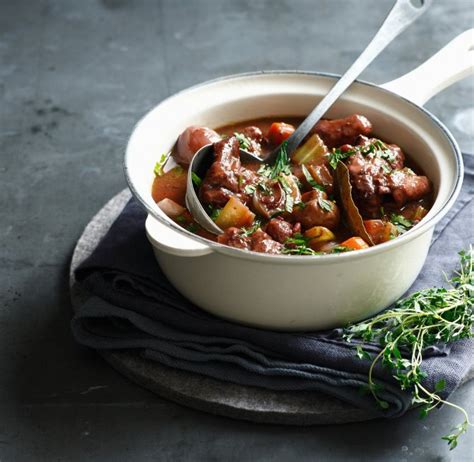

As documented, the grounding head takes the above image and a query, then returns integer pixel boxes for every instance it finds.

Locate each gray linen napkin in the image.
[71,154,474,418]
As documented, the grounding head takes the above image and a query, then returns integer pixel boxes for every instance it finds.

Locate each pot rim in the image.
[125,70,464,265]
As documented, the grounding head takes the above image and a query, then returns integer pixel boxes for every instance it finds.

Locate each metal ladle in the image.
[186,0,431,234]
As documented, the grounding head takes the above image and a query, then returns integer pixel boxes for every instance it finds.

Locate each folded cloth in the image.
[71,154,474,418]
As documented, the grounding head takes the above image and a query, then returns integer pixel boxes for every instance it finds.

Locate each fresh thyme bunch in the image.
[344,247,474,450]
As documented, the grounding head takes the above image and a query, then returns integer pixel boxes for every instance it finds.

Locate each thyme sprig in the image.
[344,248,474,450]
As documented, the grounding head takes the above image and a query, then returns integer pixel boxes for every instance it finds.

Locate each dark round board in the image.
[69,190,473,425]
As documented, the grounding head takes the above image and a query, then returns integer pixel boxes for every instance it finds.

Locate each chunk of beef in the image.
[386,144,405,170]
[346,151,392,216]
[239,126,265,156]
[217,227,251,250]
[237,166,260,203]
[292,190,340,230]
[311,114,372,149]
[347,151,392,197]
[346,147,431,216]
[250,229,283,254]
[241,126,264,144]
[265,218,294,243]
[356,136,405,170]
[200,136,260,208]
[217,227,283,254]
[390,169,431,206]
[173,126,221,166]
[200,137,242,208]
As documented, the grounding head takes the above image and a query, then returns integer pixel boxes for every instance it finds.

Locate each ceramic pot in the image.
[125,30,473,330]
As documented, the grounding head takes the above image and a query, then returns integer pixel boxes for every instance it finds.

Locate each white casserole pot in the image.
[125,31,473,331]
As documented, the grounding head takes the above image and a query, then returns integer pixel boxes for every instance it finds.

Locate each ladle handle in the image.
[283,0,431,157]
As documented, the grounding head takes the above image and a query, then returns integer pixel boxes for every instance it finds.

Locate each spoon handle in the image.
[283,0,431,157]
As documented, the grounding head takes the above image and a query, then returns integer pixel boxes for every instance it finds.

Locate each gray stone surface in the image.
[0,0,473,460]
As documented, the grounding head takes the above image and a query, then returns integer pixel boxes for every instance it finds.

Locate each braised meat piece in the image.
[200,136,260,208]
[355,136,405,169]
[265,218,294,243]
[199,137,240,207]
[235,126,265,156]
[311,114,372,149]
[390,169,431,206]
[346,151,393,216]
[250,229,283,254]
[347,151,391,196]
[292,190,340,230]
[217,227,251,250]
[173,126,221,166]
[346,139,431,215]
[217,227,283,254]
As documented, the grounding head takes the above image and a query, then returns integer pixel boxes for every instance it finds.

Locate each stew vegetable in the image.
[152,114,432,255]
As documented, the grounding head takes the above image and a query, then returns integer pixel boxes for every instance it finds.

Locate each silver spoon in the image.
[187,0,431,234]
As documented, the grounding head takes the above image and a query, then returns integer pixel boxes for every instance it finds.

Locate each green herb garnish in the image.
[209,208,221,221]
[241,219,262,236]
[154,152,171,176]
[234,132,253,151]
[257,182,271,195]
[244,184,257,195]
[186,223,198,233]
[270,141,291,179]
[328,148,353,170]
[391,213,413,233]
[301,164,325,191]
[331,245,351,253]
[191,172,202,187]
[344,248,474,450]
[283,233,320,255]
[257,164,272,178]
[328,139,395,170]
[381,163,392,174]
[278,175,295,213]
[318,197,334,213]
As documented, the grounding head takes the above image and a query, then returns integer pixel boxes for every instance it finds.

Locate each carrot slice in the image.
[152,166,187,205]
[340,236,369,250]
[267,122,295,146]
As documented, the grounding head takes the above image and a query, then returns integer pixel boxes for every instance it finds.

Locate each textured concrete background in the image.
[0,0,473,461]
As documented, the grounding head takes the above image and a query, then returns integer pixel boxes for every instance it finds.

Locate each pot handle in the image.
[145,214,214,257]
[381,29,474,106]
